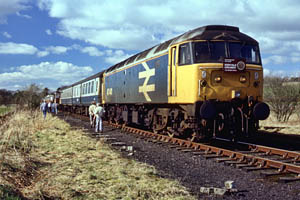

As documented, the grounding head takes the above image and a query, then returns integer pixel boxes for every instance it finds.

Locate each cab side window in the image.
[179,43,191,65]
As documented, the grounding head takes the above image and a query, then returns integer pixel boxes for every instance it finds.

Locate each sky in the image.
[1,0,300,91]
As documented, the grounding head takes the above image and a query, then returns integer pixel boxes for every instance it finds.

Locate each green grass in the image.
[0,106,10,116]
[0,110,196,200]
[0,185,21,200]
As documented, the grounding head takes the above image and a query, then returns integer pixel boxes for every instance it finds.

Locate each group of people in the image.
[40,99,104,133]
[89,101,105,133]
[40,100,58,119]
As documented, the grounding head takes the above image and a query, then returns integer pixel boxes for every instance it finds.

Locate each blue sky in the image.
[1,0,300,91]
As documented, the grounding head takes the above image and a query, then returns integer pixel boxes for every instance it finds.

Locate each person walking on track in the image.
[94,103,105,133]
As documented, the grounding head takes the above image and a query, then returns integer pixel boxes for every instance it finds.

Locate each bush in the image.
[264,76,300,122]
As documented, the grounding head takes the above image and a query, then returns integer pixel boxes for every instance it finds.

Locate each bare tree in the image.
[13,90,26,106]
[23,84,42,109]
[0,89,13,105]
[264,76,300,122]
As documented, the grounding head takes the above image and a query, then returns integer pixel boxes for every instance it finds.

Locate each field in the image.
[0,105,11,116]
[260,112,300,135]
[0,111,195,200]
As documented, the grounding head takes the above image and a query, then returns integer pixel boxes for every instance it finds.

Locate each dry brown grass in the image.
[0,110,196,200]
[260,111,300,135]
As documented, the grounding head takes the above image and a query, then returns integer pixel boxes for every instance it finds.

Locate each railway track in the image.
[66,112,300,183]
[111,124,300,183]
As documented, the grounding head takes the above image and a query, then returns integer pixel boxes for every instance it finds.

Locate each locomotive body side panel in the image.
[105,54,168,104]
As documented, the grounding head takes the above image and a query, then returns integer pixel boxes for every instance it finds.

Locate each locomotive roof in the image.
[105,25,258,74]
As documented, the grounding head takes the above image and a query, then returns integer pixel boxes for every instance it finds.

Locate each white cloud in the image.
[45,45,70,54]
[0,61,94,90]
[2,32,12,38]
[263,55,288,65]
[0,0,30,24]
[46,29,52,35]
[263,68,270,76]
[80,46,103,56]
[0,42,38,55]
[0,42,107,58]
[37,50,49,57]
[104,50,131,64]
[36,0,300,53]
[16,11,31,19]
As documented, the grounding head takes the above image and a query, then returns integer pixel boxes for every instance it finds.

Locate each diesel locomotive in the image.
[60,25,270,140]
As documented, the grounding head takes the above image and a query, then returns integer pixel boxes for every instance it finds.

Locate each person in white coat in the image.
[94,103,105,133]
[88,101,96,128]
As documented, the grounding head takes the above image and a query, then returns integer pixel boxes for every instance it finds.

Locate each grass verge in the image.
[0,110,195,200]
[0,105,11,116]
[260,111,300,135]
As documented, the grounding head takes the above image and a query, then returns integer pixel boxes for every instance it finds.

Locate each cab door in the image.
[169,46,177,96]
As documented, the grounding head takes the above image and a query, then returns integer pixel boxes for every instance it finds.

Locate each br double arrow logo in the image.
[138,62,155,102]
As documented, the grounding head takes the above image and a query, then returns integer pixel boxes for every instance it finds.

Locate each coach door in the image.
[169,46,177,96]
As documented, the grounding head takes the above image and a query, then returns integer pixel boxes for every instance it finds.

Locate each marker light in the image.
[240,75,247,83]
[202,71,207,79]
[254,72,259,80]
[214,75,222,83]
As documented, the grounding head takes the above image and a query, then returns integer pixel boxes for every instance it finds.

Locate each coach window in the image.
[91,81,94,93]
[179,43,191,65]
[96,81,98,92]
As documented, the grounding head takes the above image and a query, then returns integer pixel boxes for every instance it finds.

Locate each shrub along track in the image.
[61,112,300,199]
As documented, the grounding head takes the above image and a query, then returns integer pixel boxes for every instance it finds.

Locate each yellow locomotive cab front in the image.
[166,31,270,139]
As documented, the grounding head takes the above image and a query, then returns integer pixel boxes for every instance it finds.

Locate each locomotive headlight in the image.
[202,71,207,79]
[214,75,222,83]
[237,60,246,71]
[254,72,259,80]
[239,75,247,83]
